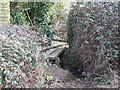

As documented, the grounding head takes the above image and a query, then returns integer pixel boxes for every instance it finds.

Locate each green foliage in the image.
[10,8,29,25]
[0,25,53,88]
[10,2,68,44]
[50,2,68,40]
[10,2,54,44]
[67,2,119,76]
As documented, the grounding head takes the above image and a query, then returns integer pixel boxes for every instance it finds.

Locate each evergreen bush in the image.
[67,2,119,76]
[0,25,52,88]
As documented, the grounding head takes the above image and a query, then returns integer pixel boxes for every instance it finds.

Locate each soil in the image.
[42,63,119,88]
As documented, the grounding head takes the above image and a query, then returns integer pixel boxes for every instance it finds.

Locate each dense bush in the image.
[10,2,54,45]
[67,2,119,77]
[0,25,53,88]
[10,2,69,43]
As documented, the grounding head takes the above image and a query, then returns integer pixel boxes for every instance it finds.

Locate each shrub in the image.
[10,2,54,45]
[67,2,119,76]
[0,24,52,88]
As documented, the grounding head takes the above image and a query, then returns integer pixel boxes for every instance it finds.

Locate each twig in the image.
[25,10,34,27]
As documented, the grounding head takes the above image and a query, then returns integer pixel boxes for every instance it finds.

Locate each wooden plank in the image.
[52,39,67,42]
[40,44,67,52]
[45,48,57,56]
[49,48,64,60]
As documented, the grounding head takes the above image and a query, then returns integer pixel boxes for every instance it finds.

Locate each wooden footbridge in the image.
[42,40,68,67]
[45,47,64,67]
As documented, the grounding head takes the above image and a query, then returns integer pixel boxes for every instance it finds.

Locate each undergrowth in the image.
[0,24,53,88]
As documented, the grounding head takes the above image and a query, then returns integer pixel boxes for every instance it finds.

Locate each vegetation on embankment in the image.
[67,2,119,77]
[0,25,54,88]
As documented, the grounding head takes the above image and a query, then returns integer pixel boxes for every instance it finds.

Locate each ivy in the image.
[67,2,119,76]
[10,2,54,45]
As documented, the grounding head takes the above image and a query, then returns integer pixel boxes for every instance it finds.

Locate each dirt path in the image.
[41,64,83,88]
[41,63,119,88]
